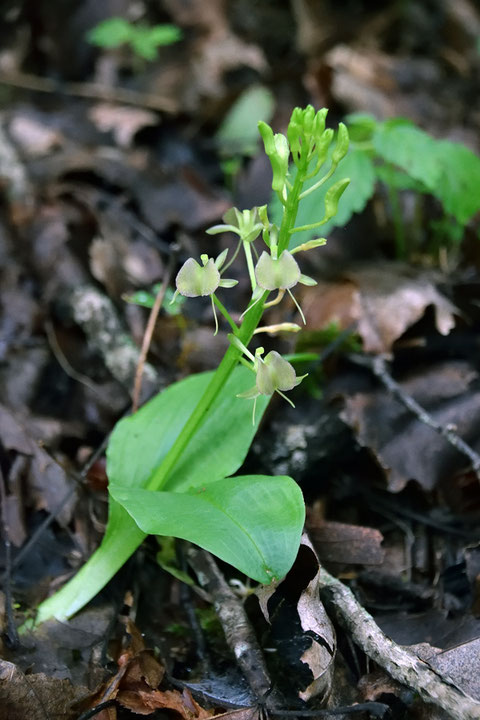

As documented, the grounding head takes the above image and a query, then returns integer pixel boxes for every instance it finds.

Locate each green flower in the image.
[172,252,237,334]
[253,250,316,324]
[206,207,263,245]
[176,256,220,297]
[229,335,307,423]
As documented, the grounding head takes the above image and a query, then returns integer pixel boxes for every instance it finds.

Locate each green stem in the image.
[298,164,336,200]
[278,153,310,255]
[146,295,266,492]
[387,178,406,259]
[290,218,327,234]
[243,240,257,291]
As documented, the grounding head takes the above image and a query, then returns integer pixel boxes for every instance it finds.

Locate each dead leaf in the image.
[340,361,480,492]
[8,113,63,157]
[0,404,76,528]
[118,687,214,718]
[88,104,160,148]
[307,515,385,566]
[0,659,87,720]
[301,263,457,354]
[256,533,335,703]
[427,637,480,701]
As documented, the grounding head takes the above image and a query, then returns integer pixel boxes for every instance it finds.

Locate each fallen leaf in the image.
[256,533,335,703]
[0,404,76,527]
[307,516,385,566]
[340,361,480,492]
[118,687,214,718]
[8,113,63,157]
[0,659,87,720]
[301,263,457,354]
[88,104,160,148]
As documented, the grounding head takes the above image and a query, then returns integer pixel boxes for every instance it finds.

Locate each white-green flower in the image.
[253,250,316,324]
[229,335,307,423]
[172,252,237,334]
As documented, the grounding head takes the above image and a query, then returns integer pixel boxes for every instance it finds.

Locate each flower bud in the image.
[331,122,349,166]
[324,178,350,222]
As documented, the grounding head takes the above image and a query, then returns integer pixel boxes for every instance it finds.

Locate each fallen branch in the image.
[187,546,276,705]
[69,284,161,401]
[319,568,480,720]
[0,71,177,113]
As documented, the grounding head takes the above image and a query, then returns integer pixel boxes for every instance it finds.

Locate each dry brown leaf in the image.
[88,104,160,148]
[118,687,213,718]
[307,516,385,566]
[0,404,76,528]
[340,361,480,492]
[0,660,87,720]
[302,263,457,354]
[8,114,63,157]
[256,533,335,703]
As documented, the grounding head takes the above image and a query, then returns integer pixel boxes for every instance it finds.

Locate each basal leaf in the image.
[110,475,305,583]
[107,367,270,493]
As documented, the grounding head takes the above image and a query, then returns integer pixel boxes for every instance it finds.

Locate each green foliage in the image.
[124,286,186,315]
[276,112,480,252]
[87,17,182,60]
[106,367,271,494]
[111,475,304,583]
[216,85,275,157]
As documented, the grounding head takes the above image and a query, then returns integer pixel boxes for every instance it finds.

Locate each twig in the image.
[1,431,110,581]
[0,71,177,113]
[187,547,278,706]
[319,568,480,720]
[45,319,102,396]
[350,353,480,482]
[0,465,19,648]
[132,255,174,412]
[69,284,160,398]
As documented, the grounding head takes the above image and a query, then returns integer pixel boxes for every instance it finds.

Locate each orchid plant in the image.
[30,106,350,626]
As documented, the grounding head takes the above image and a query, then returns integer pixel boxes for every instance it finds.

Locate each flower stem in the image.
[243,240,257,292]
[277,153,310,255]
[146,295,266,492]
[212,294,238,333]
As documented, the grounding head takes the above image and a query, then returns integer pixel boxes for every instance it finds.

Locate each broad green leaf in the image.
[433,141,480,225]
[373,121,480,225]
[87,17,132,48]
[375,164,428,193]
[107,366,270,493]
[110,475,305,583]
[217,85,275,157]
[372,119,443,192]
[277,148,375,249]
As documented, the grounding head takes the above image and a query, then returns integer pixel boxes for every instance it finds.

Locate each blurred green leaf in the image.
[217,85,275,157]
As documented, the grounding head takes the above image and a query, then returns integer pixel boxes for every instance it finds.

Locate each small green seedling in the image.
[280,113,480,260]
[30,106,350,626]
[87,17,182,61]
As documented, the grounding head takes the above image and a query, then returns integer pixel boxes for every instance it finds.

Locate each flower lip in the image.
[256,350,299,395]
[176,257,220,297]
[255,250,301,291]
